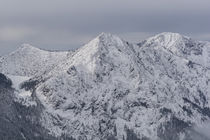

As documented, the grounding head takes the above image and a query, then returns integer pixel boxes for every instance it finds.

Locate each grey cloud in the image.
[0,0,210,55]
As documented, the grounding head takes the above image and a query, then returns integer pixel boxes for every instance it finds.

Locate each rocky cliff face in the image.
[0,32,210,140]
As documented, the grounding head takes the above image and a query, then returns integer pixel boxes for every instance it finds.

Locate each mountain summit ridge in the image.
[0,32,210,140]
[0,43,70,76]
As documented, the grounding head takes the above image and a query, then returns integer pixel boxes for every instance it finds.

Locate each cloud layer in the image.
[0,0,210,55]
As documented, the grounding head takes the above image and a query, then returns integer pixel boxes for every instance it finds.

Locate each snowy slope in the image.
[0,44,71,76]
[140,32,210,68]
[0,73,57,140]
[16,33,210,140]
[2,32,210,140]
[6,75,37,107]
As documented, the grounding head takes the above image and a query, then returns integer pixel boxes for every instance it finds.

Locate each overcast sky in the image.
[0,0,210,55]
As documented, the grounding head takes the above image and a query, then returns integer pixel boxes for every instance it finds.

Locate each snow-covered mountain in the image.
[0,44,71,76]
[0,73,57,140]
[1,32,210,140]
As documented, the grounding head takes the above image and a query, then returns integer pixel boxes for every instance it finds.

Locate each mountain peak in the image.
[85,32,125,50]
[156,32,184,37]
[140,32,196,55]
[0,43,68,76]
[148,32,190,43]
[95,32,121,41]
[97,32,114,40]
[58,32,131,75]
[17,43,40,51]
